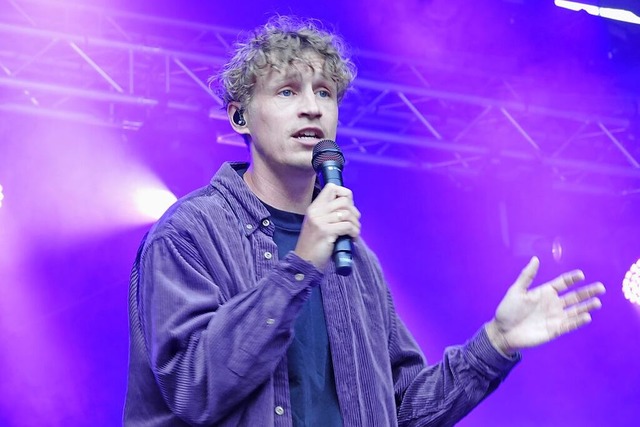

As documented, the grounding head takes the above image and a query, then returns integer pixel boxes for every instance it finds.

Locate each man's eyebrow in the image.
[314,74,337,89]
[264,65,334,88]
[267,68,302,85]
[316,74,334,84]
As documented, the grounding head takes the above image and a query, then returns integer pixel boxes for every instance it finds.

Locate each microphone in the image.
[312,140,352,276]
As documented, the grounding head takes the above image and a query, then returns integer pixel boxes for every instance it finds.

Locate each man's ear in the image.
[228,103,250,135]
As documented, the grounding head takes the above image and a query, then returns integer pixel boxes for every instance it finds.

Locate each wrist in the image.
[485,319,517,357]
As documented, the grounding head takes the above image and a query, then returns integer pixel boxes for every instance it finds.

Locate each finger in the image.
[322,208,361,233]
[308,186,357,220]
[319,183,353,202]
[329,219,361,240]
[311,184,340,206]
[326,197,361,224]
[323,221,361,242]
[327,195,358,212]
[561,282,606,308]
[549,269,586,293]
[332,206,361,223]
[565,297,603,317]
[514,256,540,290]
[328,209,344,224]
[558,312,593,336]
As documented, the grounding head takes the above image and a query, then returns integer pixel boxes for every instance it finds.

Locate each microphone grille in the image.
[312,140,344,171]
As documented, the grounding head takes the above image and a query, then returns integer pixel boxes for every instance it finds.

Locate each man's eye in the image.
[318,90,331,98]
[280,89,293,97]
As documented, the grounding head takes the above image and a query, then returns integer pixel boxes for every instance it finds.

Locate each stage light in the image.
[556,0,599,14]
[133,187,177,222]
[622,259,640,306]
[555,1,640,25]
[0,183,4,208]
[601,8,640,24]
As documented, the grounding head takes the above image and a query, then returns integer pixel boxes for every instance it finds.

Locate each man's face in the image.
[242,52,339,175]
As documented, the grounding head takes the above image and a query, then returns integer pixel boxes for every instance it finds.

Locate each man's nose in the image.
[298,89,322,119]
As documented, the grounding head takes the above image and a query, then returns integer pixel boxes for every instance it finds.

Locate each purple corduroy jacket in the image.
[124,161,520,426]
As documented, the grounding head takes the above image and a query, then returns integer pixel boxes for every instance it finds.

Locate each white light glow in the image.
[4,118,187,235]
[0,183,4,208]
[555,1,640,25]
[622,259,640,306]
[555,0,600,15]
[601,8,640,24]
[133,187,177,222]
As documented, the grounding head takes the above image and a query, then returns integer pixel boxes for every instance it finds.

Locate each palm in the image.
[492,257,605,352]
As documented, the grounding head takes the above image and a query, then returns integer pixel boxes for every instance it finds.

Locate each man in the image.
[124,16,605,426]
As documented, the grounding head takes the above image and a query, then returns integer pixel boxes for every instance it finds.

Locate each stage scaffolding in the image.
[1,0,639,196]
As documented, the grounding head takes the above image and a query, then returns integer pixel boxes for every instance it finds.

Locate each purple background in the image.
[1,1,639,426]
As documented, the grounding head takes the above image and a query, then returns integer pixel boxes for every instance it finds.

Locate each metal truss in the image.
[1,0,639,196]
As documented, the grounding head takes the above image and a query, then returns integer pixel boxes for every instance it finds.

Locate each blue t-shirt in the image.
[263,203,343,427]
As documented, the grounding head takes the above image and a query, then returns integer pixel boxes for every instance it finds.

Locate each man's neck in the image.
[243,164,316,215]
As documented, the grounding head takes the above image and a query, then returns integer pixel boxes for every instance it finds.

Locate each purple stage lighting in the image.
[0,183,4,208]
[133,187,177,222]
[623,259,640,305]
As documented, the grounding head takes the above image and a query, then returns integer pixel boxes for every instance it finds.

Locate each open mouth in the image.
[292,128,324,141]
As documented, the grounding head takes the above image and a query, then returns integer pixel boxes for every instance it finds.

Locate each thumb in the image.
[514,256,540,290]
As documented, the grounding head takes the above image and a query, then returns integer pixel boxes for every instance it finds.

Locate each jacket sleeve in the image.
[388,292,521,427]
[136,224,321,425]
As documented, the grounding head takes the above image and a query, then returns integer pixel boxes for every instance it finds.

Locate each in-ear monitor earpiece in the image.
[233,109,246,126]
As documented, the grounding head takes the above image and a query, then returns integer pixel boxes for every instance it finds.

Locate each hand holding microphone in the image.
[294,140,360,276]
[311,139,353,276]
[312,140,356,276]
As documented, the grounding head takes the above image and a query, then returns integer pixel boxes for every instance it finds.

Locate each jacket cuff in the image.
[274,252,325,292]
[466,325,521,377]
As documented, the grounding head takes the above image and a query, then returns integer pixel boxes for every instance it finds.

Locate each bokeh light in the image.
[622,259,640,305]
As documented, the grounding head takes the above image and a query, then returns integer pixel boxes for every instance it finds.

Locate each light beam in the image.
[133,187,177,222]
[555,0,640,25]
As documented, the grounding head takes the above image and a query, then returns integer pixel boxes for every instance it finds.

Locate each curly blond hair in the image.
[213,16,357,108]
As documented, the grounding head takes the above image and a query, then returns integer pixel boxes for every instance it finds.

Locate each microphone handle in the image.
[333,236,353,276]
[320,161,353,276]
